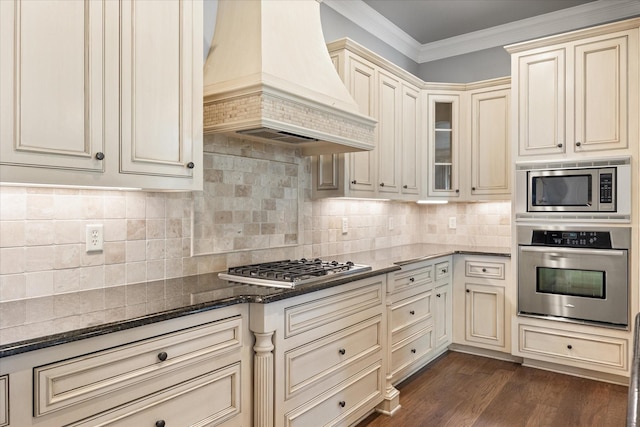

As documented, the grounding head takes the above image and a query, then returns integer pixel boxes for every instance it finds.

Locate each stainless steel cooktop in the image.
[218,259,371,289]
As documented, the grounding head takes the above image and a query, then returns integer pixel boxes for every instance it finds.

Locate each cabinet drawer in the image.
[389,264,433,294]
[390,292,432,344]
[519,325,627,370]
[435,261,450,280]
[0,375,6,427]
[285,316,382,399]
[34,316,243,418]
[465,260,505,280]
[391,327,434,376]
[71,362,241,427]
[285,280,383,338]
[285,361,383,427]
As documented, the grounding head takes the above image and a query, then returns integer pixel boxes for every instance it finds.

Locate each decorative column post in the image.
[254,331,275,427]
[378,300,401,415]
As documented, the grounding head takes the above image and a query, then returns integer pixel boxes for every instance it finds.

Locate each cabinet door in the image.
[470,88,510,197]
[119,0,201,180]
[515,49,566,156]
[465,283,505,349]
[427,93,460,198]
[400,83,421,196]
[573,31,636,153]
[434,283,452,349]
[376,70,401,195]
[346,56,376,193]
[0,0,106,173]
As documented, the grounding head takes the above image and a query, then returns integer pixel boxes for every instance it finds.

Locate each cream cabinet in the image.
[0,305,250,427]
[0,0,203,191]
[453,255,512,354]
[468,84,511,199]
[312,39,423,201]
[250,275,387,427]
[425,90,462,199]
[0,376,6,427]
[507,19,639,160]
[386,257,451,388]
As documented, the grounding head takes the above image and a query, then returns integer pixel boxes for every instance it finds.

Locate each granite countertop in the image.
[0,244,510,358]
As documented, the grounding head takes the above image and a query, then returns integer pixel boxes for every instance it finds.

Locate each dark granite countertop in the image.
[0,244,509,358]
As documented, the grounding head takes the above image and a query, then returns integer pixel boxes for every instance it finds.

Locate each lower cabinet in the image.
[453,255,512,354]
[387,257,452,387]
[0,305,251,427]
[250,275,386,427]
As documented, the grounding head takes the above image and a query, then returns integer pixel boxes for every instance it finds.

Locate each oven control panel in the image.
[531,230,612,249]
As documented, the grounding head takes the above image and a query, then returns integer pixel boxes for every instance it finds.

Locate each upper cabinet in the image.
[312,39,423,201]
[508,20,639,160]
[0,0,203,190]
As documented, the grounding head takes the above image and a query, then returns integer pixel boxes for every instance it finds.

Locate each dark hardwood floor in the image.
[357,351,628,427]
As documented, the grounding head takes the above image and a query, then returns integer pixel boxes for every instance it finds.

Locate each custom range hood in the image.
[203,0,376,156]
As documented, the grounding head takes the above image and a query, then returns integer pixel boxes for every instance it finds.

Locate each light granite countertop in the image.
[0,244,510,357]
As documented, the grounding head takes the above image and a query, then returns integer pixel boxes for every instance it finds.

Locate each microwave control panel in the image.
[599,172,614,205]
[530,230,612,249]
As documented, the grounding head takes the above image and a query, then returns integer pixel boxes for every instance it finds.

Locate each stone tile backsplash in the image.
[0,134,511,343]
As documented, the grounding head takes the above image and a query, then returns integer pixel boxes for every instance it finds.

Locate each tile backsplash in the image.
[0,135,511,343]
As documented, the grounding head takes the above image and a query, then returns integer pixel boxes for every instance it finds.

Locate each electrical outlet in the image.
[448,217,457,229]
[342,217,348,234]
[86,224,104,252]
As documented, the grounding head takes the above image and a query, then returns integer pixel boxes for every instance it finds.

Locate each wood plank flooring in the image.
[357,351,628,427]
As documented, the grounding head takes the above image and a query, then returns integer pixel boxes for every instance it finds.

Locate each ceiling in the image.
[323,0,640,62]
[362,0,596,44]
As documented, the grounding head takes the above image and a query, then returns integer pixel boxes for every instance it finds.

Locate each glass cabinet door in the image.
[428,93,460,197]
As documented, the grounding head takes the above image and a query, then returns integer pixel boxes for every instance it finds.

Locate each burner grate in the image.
[227,258,355,283]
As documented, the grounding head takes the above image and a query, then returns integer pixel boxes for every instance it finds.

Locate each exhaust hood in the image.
[203,0,376,156]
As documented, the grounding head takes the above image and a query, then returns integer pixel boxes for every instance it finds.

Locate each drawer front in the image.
[391,327,434,376]
[390,264,433,294]
[285,316,382,399]
[435,261,450,281]
[390,292,432,342]
[35,316,243,418]
[71,363,242,427]
[465,260,505,280]
[0,375,6,427]
[285,280,383,338]
[519,325,627,370]
[284,361,383,427]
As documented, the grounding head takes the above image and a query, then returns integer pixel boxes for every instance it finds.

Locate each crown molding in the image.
[324,0,640,64]
[322,0,422,62]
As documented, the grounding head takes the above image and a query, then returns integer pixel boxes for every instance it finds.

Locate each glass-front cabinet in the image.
[427,92,461,198]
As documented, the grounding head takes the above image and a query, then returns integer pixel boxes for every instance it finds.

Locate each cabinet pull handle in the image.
[186,162,195,169]
[338,348,346,355]
[557,143,563,148]
[441,269,447,274]
[380,182,385,187]
[339,401,346,408]
[455,189,460,193]
[156,420,166,427]
[567,344,573,350]
[409,277,415,282]
[575,142,581,147]
[466,289,470,293]
[95,152,105,160]
[482,268,487,273]
[411,348,417,354]
[472,187,476,191]
[436,293,441,298]
[403,185,408,189]
[410,310,415,315]
[351,180,357,185]
[157,351,168,362]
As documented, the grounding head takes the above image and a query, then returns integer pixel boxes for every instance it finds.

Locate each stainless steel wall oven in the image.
[517,225,630,328]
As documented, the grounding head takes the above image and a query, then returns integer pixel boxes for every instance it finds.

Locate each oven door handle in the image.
[519,246,627,257]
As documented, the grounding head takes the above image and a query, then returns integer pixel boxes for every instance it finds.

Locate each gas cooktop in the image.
[218,258,371,288]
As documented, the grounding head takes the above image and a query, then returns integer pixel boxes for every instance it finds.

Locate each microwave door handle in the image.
[519,247,626,257]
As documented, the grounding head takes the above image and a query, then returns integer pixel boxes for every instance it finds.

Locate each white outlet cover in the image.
[86,224,104,252]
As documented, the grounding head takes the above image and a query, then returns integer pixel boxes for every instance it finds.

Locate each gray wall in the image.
[418,46,511,83]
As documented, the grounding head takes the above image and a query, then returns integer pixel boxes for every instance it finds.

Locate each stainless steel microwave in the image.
[515,158,631,219]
